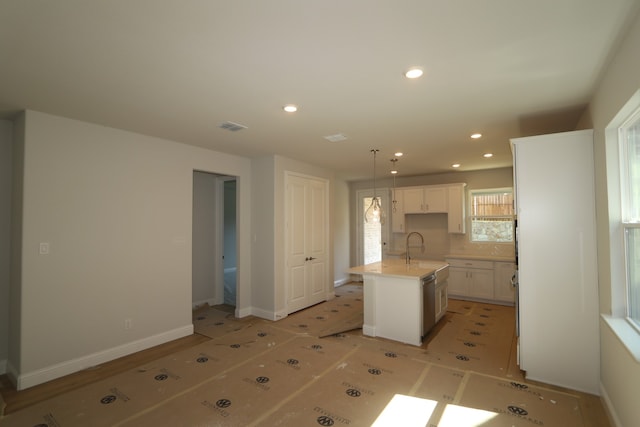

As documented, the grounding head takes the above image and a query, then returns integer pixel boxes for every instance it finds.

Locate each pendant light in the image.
[365,149,386,224]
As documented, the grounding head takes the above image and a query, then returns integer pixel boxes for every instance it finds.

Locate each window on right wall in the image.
[620,105,640,330]
[469,188,514,243]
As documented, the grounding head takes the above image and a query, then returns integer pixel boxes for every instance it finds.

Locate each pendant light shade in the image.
[365,149,386,224]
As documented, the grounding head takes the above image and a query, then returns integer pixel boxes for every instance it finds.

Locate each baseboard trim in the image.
[600,382,623,427]
[363,324,376,337]
[334,277,350,287]
[192,297,217,309]
[14,325,194,390]
[249,306,286,321]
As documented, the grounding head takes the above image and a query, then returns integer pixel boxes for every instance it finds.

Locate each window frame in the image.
[468,187,515,243]
[619,106,640,332]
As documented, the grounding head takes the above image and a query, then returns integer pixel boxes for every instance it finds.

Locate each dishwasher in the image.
[422,273,436,339]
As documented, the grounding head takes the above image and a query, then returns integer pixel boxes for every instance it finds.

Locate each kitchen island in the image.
[348,259,449,346]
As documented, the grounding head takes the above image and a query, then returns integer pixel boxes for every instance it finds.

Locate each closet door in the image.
[285,173,328,314]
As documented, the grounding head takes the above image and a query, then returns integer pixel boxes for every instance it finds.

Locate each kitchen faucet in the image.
[405,231,425,264]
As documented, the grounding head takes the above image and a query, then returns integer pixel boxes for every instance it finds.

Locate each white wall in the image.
[9,110,252,389]
[0,120,12,374]
[333,179,351,286]
[584,9,640,427]
[249,156,276,319]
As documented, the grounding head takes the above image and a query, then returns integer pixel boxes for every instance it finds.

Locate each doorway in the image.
[192,171,238,309]
[356,189,390,266]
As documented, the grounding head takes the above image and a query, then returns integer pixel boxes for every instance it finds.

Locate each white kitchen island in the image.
[348,259,449,346]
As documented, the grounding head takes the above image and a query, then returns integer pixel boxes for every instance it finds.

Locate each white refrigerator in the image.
[511,129,600,394]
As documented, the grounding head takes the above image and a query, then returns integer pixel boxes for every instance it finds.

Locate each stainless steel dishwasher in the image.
[422,273,436,339]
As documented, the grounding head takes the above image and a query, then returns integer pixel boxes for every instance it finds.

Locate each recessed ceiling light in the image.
[452,163,461,168]
[471,133,482,139]
[283,104,298,113]
[404,68,423,79]
[394,152,404,157]
[483,153,493,158]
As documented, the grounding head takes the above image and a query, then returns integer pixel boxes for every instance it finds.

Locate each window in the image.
[469,189,514,242]
[620,106,640,329]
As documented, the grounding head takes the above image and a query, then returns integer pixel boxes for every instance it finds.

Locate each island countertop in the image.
[347,258,448,280]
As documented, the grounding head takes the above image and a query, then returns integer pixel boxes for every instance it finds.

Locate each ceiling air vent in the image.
[219,121,248,132]
[324,133,348,142]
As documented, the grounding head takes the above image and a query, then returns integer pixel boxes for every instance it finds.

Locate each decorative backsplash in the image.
[388,213,515,261]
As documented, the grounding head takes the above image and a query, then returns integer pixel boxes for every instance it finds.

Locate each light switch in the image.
[39,242,50,255]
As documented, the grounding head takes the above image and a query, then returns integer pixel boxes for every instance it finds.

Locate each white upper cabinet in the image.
[392,183,466,234]
[447,183,466,234]
[402,185,447,213]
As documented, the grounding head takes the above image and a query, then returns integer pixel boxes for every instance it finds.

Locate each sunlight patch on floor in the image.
[371,394,437,426]
[372,394,499,427]
[438,403,498,426]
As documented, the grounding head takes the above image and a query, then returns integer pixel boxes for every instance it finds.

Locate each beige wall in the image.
[9,110,253,389]
[584,8,640,427]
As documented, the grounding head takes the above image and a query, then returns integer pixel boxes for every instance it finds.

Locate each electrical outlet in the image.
[124,318,133,330]
[39,242,50,255]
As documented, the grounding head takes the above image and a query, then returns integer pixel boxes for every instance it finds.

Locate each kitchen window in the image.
[620,105,640,330]
[469,188,514,243]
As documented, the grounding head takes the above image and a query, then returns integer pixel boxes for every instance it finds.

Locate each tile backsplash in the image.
[388,213,515,261]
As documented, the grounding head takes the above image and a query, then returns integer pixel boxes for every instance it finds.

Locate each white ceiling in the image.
[1,1,639,181]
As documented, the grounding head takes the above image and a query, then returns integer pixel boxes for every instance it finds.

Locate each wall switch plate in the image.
[39,242,50,255]
[124,318,133,330]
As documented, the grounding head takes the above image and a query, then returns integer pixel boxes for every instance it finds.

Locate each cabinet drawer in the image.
[446,258,494,270]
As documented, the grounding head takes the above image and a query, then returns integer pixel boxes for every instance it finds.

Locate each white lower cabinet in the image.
[446,258,515,305]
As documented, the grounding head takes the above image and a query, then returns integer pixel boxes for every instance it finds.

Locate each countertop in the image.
[347,258,448,280]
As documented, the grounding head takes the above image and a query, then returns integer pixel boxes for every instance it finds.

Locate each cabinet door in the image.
[402,187,424,213]
[447,267,468,296]
[468,268,494,299]
[447,184,466,233]
[391,188,405,233]
[423,187,447,212]
[494,262,516,303]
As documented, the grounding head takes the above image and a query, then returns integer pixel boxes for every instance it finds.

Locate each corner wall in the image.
[584,7,640,426]
[0,120,13,374]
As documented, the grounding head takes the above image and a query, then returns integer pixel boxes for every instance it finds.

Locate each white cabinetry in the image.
[391,187,405,233]
[447,259,494,300]
[392,183,466,234]
[403,186,447,213]
[511,129,599,394]
[494,262,516,303]
[447,184,466,234]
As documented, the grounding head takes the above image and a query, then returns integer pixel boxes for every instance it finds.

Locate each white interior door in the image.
[285,173,328,314]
